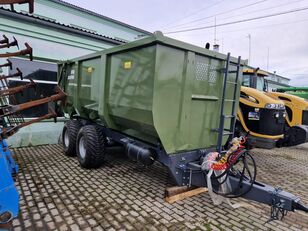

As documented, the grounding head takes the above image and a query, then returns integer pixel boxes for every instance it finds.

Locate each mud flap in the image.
[278,125,308,147]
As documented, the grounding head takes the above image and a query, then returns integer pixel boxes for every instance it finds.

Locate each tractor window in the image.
[256,77,265,91]
[242,75,250,87]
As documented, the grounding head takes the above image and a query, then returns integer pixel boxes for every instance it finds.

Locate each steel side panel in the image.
[152,45,187,153]
[153,46,241,153]
[103,46,157,142]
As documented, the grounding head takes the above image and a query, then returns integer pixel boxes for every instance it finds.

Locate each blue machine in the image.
[0,139,19,225]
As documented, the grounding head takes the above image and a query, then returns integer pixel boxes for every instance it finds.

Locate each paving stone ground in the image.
[10,143,308,231]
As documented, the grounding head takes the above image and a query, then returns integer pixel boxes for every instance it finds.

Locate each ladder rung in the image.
[224,115,235,118]
[228,70,238,73]
[220,68,227,73]
[226,81,238,85]
[224,99,235,102]
[211,129,233,135]
[223,129,232,132]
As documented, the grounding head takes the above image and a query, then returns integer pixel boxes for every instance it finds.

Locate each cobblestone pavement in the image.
[10,143,308,231]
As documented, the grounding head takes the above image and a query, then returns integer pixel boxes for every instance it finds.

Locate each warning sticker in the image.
[68,69,75,80]
[68,75,74,80]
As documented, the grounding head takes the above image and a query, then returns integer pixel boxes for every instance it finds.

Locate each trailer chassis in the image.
[86,120,308,220]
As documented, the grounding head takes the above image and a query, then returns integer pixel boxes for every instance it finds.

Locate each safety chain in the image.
[267,187,288,222]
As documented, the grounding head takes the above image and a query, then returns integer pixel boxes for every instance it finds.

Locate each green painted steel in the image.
[276,87,308,99]
[59,32,244,154]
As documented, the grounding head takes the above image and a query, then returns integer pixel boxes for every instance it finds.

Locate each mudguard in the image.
[279,125,308,147]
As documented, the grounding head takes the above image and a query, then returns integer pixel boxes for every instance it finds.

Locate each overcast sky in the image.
[65,0,308,86]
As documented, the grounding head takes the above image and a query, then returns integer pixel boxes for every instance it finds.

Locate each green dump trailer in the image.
[276,87,308,100]
[58,32,308,218]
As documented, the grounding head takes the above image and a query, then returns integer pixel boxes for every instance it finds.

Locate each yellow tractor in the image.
[265,91,308,146]
[266,92,308,127]
[236,68,308,148]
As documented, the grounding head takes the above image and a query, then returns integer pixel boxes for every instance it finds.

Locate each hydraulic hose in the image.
[208,149,257,198]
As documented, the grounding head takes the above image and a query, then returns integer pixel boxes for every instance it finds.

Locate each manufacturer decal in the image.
[248,111,260,120]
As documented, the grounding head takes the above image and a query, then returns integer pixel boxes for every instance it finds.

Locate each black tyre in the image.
[76,125,105,169]
[62,119,82,156]
[95,125,116,147]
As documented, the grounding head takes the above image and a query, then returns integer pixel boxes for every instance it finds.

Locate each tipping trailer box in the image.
[59,32,243,155]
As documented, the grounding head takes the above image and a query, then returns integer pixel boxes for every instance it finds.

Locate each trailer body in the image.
[60,32,242,154]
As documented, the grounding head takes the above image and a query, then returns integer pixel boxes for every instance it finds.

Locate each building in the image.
[0,0,151,147]
[265,71,291,91]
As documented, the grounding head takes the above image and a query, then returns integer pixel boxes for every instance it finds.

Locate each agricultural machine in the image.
[0,33,65,226]
[238,67,308,148]
[276,86,308,100]
[58,32,308,220]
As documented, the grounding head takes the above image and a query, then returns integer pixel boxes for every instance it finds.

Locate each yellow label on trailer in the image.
[124,61,132,69]
[87,67,94,73]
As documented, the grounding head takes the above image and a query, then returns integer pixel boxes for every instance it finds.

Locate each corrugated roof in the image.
[48,0,152,35]
[0,7,127,45]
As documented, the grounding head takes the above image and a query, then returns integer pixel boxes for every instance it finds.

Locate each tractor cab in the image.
[242,68,268,91]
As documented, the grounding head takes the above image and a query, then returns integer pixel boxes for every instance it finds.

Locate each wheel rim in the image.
[64,129,70,147]
[79,136,86,159]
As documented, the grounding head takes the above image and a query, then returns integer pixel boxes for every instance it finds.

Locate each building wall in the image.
[265,73,290,91]
[0,1,150,147]
[0,25,107,62]
[3,0,149,42]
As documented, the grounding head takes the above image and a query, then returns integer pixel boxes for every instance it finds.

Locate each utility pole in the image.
[267,47,270,71]
[221,37,224,53]
[213,17,220,52]
[247,34,251,65]
[214,17,217,44]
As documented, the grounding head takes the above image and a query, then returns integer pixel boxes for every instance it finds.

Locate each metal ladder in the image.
[216,53,241,153]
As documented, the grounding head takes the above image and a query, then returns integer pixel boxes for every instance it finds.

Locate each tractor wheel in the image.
[62,119,82,156]
[76,125,105,169]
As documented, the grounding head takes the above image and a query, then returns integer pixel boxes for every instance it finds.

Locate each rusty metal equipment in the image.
[0,36,18,49]
[0,85,65,119]
[0,43,32,61]
[1,107,57,139]
[0,35,9,45]
[0,59,12,70]
[0,68,22,81]
[0,78,35,97]
[0,0,34,13]
[0,84,66,139]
